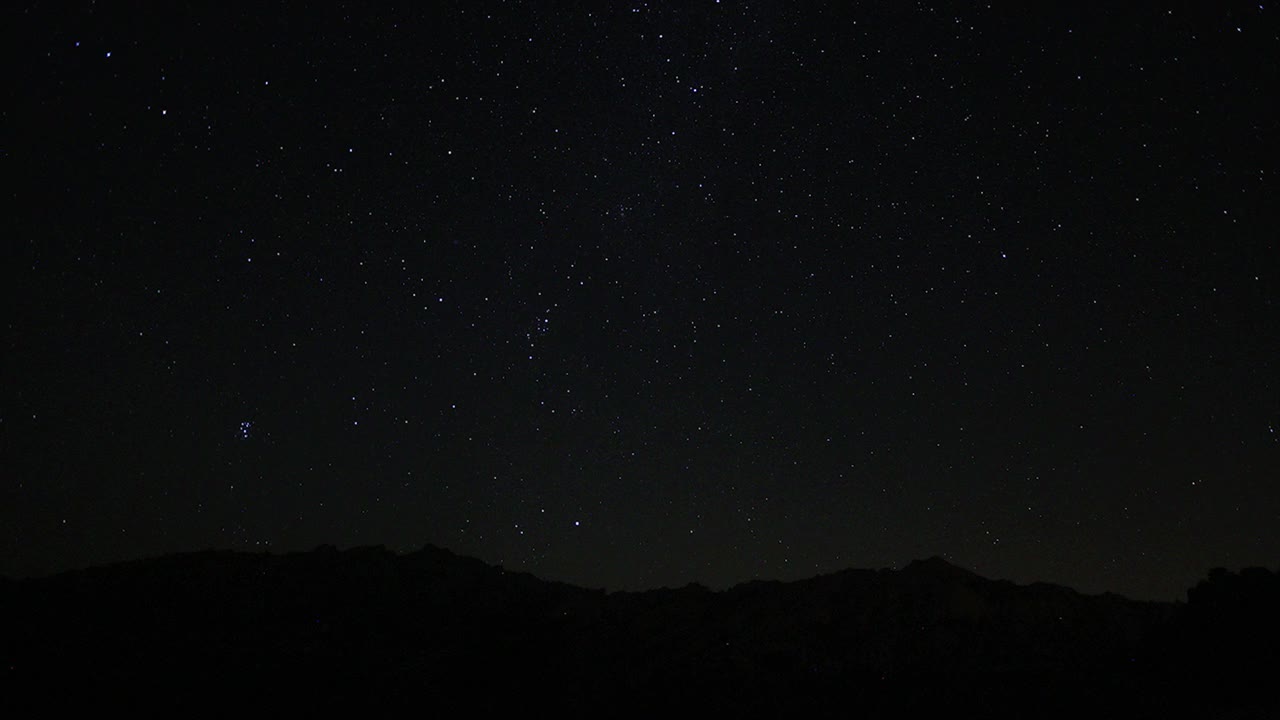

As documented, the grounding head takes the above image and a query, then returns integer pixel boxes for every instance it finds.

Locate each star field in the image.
[4,2,1277,600]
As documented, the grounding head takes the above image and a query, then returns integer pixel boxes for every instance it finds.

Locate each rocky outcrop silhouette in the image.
[2,546,1275,717]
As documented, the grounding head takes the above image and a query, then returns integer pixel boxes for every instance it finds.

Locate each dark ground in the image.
[3,545,1276,717]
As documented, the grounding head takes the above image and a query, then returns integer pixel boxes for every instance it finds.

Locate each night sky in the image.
[5,2,1277,601]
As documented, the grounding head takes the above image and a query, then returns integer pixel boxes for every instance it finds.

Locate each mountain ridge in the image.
[3,543,1276,717]
[7,543,1151,601]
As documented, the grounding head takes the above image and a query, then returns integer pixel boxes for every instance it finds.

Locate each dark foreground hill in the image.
[2,546,1277,717]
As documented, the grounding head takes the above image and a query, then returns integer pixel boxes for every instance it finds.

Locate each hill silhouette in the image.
[2,545,1276,717]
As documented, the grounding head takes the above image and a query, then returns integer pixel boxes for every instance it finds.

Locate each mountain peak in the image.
[901,556,979,579]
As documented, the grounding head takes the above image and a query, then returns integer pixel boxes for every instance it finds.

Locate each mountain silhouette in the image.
[2,545,1276,717]
[900,554,979,578]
